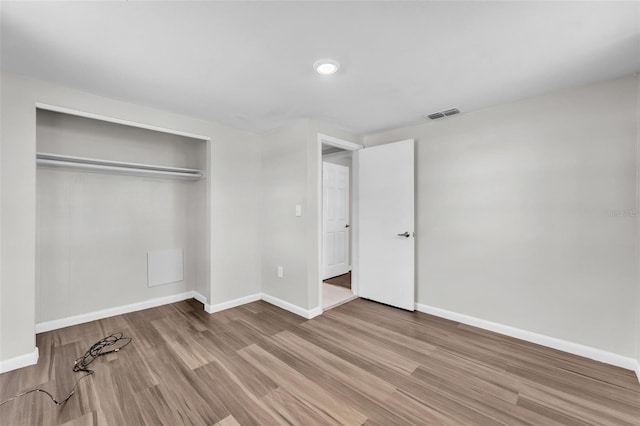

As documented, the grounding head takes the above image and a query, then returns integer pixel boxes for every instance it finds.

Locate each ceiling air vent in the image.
[425,108,460,120]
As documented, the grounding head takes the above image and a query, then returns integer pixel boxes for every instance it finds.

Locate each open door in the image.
[358,139,415,311]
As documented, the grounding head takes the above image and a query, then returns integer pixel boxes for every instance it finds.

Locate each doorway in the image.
[317,135,416,315]
[322,152,352,309]
[318,134,362,311]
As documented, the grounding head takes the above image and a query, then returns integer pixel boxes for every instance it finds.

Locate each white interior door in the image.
[358,139,415,311]
[323,161,350,279]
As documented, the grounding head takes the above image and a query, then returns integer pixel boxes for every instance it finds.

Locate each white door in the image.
[358,139,415,311]
[323,161,350,279]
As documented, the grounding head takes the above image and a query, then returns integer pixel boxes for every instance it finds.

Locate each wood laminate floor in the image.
[1,298,639,425]
[323,272,351,290]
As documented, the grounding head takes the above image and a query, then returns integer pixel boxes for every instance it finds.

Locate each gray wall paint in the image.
[261,121,310,308]
[36,110,207,322]
[364,75,639,358]
[1,74,36,361]
[3,69,636,371]
[210,132,262,305]
[261,120,360,310]
[0,72,261,362]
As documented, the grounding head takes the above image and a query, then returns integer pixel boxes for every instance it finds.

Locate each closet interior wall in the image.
[35,109,208,324]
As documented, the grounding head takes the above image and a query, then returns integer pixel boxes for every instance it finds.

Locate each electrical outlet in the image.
[277,266,284,278]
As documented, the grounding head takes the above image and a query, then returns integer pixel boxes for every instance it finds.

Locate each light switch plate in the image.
[277,266,284,278]
[295,204,302,217]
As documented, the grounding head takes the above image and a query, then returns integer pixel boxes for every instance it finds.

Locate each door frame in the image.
[317,134,364,311]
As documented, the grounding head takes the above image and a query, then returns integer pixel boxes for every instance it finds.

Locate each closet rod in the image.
[36,153,204,180]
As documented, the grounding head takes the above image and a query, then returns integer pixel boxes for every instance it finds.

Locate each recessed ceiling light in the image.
[314,59,340,75]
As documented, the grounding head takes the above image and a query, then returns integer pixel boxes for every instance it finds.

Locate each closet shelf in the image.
[36,152,205,180]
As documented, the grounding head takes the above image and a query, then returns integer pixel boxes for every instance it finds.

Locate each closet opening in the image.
[35,106,210,332]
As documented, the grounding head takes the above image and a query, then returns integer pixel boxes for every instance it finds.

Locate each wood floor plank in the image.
[1,297,639,425]
[133,385,185,426]
[515,395,595,426]
[516,380,640,425]
[150,317,215,369]
[251,337,414,424]
[415,352,519,405]
[284,323,500,424]
[260,386,338,426]
[195,333,279,399]
[192,360,279,425]
[324,309,439,357]
[273,330,397,401]
[60,409,109,426]
[506,361,640,413]
[214,415,242,426]
[239,344,368,425]
[300,316,421,375]
[409,366,563,426]
[378,390,459,426]
[323,272,351,289]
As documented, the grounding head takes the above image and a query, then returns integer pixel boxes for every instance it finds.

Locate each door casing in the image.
[317,134,363,312]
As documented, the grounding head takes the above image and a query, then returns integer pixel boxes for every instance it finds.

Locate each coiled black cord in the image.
[0,332,132,407]
[72,332,132,373]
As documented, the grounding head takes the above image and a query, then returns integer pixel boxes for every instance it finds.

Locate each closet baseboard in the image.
[191,291,208,307]
[36,291,198,333]
[34,290,320,333]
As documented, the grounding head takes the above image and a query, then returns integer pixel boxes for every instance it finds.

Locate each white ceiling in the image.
[1,1,638,135]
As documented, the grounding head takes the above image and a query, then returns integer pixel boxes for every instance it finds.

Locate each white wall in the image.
[0,72,261,364]
[5,68,637,374]
[364,75,639,359]
[0,74,36,363]
[261,119,359,311]
[35,110,207,322]
[261,121,310,308]
[210,130,262,305]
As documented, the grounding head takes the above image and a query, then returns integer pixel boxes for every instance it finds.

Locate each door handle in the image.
[397,232,410,238]
[345,224,350,228]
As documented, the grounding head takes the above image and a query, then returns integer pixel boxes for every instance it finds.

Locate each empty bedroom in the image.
[1,1,639,425]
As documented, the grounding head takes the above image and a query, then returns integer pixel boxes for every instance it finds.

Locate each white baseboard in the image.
[415,303,638,373]
[12,290,319,374]
[261,293,322,319]
[307,306,323,319]
[205,293,262,314]
[202,291,321,319]
[36,291,200,333]
[191,291,208,306]
[636,361,640,383]
[33,289,320,333]
[0,347,39,374]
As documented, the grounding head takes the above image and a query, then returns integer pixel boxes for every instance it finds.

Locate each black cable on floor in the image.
[0,332,132,407]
